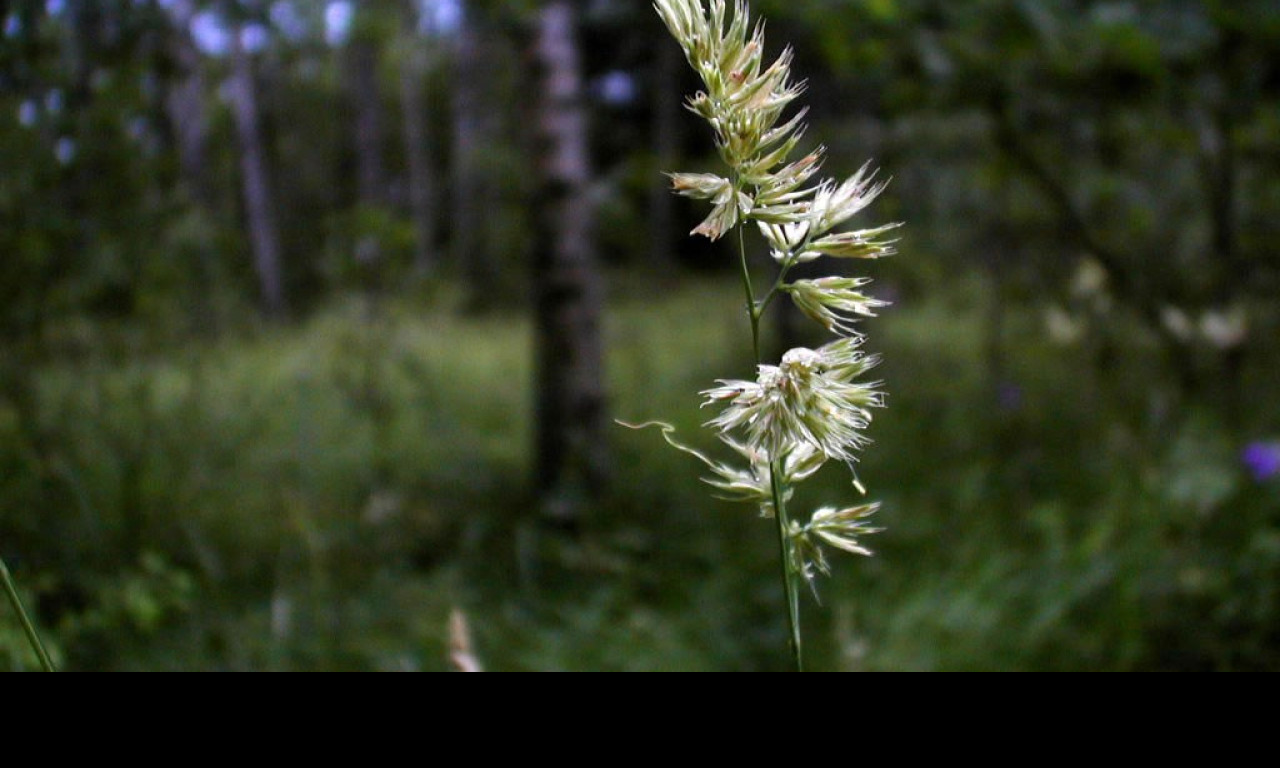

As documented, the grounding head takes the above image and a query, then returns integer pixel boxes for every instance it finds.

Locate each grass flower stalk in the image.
[641,0,900,671]
[1,556,56,672]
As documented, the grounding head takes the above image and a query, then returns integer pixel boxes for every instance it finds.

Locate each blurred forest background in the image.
[1,0,1278,671]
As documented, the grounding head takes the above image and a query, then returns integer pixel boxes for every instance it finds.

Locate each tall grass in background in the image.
[0,274,1277,670]
[1,557,56,671]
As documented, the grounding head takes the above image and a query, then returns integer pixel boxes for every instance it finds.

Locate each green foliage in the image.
[1,275,1276,670]
[0,0,1277,671]
[321,206,420,289]
[0,567,61,672]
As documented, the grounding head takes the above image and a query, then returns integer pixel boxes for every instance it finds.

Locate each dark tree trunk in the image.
[451,0,498,300]
[400,0,437,274]
[532,0,608,527]
[64,0,102,103]
[229,18,287,319]
[155,0,220,333]
[347,12,386,208]
[1206,105,1244,430]
[1196,36,1247,430]
[650,38,680,267]
[164,0,211,207]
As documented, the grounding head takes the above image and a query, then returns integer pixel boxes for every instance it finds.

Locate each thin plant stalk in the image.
[734,210,803,671]
[739,239,762,362]
[735,194,763,363]
[770,458,803,671]
[0,556,56,672]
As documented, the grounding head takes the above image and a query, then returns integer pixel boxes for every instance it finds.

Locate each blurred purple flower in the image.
[1242,442,1280,483]
[997,382,1024,412]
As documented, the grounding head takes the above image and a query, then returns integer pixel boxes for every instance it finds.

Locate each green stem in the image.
[769,459,803,672]
[737,221,762,364]
[735,209,803,672]
[758,261,797,315]
[755,223,819,315]
[0,556,56,672]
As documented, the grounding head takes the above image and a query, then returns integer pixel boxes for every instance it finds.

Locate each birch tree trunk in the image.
[532,0,608,527]
[229,14,287,318]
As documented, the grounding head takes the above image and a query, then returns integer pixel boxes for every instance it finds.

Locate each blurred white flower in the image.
[1071,257,1109,300]
[1161,306,1194,342]
[1200,306,1248,351]
[1046,305,1085,346]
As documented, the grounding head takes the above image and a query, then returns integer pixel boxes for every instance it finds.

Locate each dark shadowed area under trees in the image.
[1,0,1278,671]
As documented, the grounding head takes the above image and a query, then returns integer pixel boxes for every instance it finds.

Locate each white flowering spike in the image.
[785,277,889,336]
[790,503,883,592]
[668,173,733,200]
[804,223,902,260]
[638,0,901,669]
[702,343,884,467]
[819,335,882,381]
[701,438,827,518]
[807,504,882,558]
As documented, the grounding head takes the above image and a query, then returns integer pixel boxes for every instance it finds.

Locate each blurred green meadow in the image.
[3,272,1276,671]
[3,0,1279,671]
